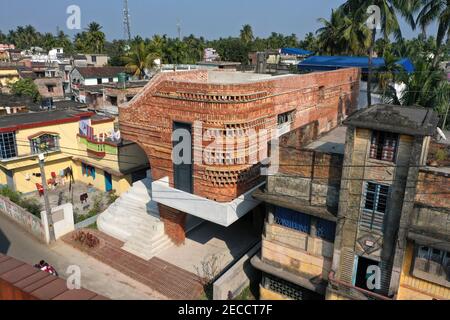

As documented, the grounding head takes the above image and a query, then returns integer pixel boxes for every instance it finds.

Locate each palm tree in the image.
[240,25,254,44]
[316,10,348,55]
[416,0,450,65]
[86,22,106,53]
[340,0,407,106]
[123,42,158,79]
[383,58,450,126]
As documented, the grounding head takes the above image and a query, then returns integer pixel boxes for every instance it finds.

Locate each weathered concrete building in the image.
[251,104,448,300]
[100,68,360,253]
[328,105,439,300]
[252,126,346,300]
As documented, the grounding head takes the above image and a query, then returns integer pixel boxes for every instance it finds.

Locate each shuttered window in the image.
[370,131,399,162]
[361,182,389,232]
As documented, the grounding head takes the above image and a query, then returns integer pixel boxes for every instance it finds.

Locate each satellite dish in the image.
[437,127,447,141]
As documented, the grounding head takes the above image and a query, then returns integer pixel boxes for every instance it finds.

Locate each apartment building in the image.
[69,67,128,107]
[0,109,148,196]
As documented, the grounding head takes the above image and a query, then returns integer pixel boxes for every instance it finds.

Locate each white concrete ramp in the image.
[97,178,172,260]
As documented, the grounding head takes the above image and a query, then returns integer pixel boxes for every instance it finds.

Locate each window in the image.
[318,86,325,102]
[0,132,17,160]
[81,163,96,179]
[274,207,311,234]
[416,246,450,281]
[91,55,97,63]
[370,131,399,162]
[108,78,113,83]
[361,182,390,232]
[277,110,295,126]
[316,219,336,242]
[97,78,102,85]
[47,85,55,93]
[262,274,304,300]
[30,134,60,154]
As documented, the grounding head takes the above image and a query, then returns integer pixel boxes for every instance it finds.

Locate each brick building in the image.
[113,68,360,246]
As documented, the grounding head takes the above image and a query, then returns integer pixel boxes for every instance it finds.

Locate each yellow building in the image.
[0,67,20,88]
[0,109,149,196]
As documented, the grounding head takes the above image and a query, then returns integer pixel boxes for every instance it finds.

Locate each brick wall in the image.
[415,169,450,209]
[34,78,64,100]
[159,204,187,245]
[120,68,359,203]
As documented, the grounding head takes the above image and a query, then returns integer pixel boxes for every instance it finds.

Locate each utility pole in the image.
[38,153,56,242]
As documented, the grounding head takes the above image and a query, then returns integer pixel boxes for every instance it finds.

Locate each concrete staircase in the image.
[97,178,172,260]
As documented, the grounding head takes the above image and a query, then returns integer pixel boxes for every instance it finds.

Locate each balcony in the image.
[78,135,118,158]
[151,176,264,226]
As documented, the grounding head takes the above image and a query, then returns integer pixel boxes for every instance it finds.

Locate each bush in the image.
[0,186,42,218]
[20,198,42,218]
[435,148,448,162]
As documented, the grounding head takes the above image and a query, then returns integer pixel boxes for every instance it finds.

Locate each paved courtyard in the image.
[157,215,261,275]
[23,182,113,222]
[62,229,204,300]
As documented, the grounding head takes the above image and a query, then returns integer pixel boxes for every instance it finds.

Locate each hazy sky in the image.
[0,0,436,41]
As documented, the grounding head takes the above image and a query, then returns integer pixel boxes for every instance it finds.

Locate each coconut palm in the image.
[86,22,106,53]
[316,10,348,55]
[340,0,409,106]
[416,0,450,65]
[383,58,450,127]
[123,42,159,79]
[240,25,254,44]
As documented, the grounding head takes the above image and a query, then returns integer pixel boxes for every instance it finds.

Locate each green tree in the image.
[416,0,450,65]
[86,22,106,53]
[340,0,409,106]
[316,9,348,55]
[240,24,254,44]
[383,58,450,128]
[123,42,159,79]
[11,79,40,102]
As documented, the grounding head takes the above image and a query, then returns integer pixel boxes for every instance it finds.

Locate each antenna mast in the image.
[123,0,132,42]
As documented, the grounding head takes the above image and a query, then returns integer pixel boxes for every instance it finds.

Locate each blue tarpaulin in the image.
[281,47,314,56]
[298,55,415,74]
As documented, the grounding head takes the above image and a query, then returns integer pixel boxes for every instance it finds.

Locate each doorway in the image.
[104,172,113,192]
[354,256,380,291]
[173,122,193,194]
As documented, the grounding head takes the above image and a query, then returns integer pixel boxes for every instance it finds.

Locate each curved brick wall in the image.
[120,68,360,203]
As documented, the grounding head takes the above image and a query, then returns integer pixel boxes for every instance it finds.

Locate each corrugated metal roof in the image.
[0,253,108,300]
[298,55,415,73]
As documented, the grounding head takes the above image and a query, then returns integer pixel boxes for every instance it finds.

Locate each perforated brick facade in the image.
[119,69,360,243]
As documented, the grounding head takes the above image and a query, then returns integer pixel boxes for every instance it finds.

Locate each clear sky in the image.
[0,0,435,41]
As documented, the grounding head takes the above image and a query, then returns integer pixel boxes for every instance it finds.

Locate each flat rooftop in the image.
[344,104,439,136]
[204,70,294,84]
[0,109,92,131]
[305,126,347,154]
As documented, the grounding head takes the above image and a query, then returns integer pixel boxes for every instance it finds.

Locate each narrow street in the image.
[0,214,166,300]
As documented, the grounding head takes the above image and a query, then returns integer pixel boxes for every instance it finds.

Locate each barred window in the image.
[274,207,311,234]
[361,182,389,232]
[30,134,60,154]
[262,274,304,300]
[0,132,17,160]
[277,110,295,126]
[370,131,399,162]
